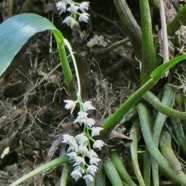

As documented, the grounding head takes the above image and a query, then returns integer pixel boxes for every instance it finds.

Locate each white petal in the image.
[74,156,86,166]
[64,100,76,114]
[87,150,98,158]
[83,174,94,184]
[75,133,89,145]
[67,4,79,14]
[79,12,89,23]
[84,118,95,127]
[74,111,88,125]
[89,157,101,166]
[56,2,66,14]
[93,140,104,150]
[86,165,98,175]
[62,134,74,144]
[63,16,78,28]
[83,101,95,112]
[71,169,82,181]
[91,127,103,137]
[78,145,88,154]
[79,2,89,12]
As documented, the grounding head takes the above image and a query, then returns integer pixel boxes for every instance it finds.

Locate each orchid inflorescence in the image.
[63,100,104,184]
[56,0,90,28]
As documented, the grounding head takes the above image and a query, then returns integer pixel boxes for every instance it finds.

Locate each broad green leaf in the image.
[150,55,186,81]
[0,13,64,76]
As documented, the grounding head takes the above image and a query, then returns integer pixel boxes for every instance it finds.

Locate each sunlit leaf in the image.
[0,13,63,76]
[150,55,186,81]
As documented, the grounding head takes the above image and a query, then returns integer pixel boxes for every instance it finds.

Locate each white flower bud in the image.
[91,127,103,137]
[82,101,95,112]
[93,140,104,150]
[71,169,82,181]
[78,145,89,154]
[83,174,94,184]
[86,165,98,175]
[89,157,101,166]
[79,2,89,12]
[74,111,88,125]
[64,100,76,114]
[67,4,79,14]
[56,1,66,14]
[62,134,74,144]
[75,133,89,145]
[87,150,98,158]
[84,118,95,127]
[63,16,78,28]
[74,156,86,166]
[79,12,90,23]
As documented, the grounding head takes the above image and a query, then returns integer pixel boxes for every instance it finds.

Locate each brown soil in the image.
[0,0,139,185]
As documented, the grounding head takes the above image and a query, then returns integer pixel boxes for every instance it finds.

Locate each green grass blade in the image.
[150,55,186,81]
[130,122,145,186]
[139,0,156,83]
[137,103,186,185]
[10,155,69,186]
[143,91,186,119]
[113,0,142,59]
[160,130,186,179]
[170,117,186,155]
[111,151,137,186]
[151,85,175,186]
[103,159,124,186]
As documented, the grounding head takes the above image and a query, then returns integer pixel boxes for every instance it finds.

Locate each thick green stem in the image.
[10,155,69,186]
[119,107,137,125]
[102,79,156,136]
[151,85,175,186]
[130,122,145,186]
[143,150,151,186]
[153,85,175,146]
[137,103,186,185]
[160,130,186,179]
[113,0,142,60]
[139,0,156,83]
[103,159,124,186]
[143,91,186,119]
[111,151,137,186]
[57,41,74,97]
[170,117,186,155]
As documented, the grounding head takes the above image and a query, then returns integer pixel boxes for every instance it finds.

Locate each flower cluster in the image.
[63,100,104,184]
[56,0,90,28]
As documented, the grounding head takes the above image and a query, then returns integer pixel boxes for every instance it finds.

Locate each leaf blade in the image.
[0,13,63,76]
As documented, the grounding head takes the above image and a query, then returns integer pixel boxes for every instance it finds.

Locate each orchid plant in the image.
[1,1,186,186]
[62,39,104,184]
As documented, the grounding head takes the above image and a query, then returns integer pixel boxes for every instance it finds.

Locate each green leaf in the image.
[150,55,186,81]
[0,13,63,76]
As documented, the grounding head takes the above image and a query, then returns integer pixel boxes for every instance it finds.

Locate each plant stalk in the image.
[139,0,156,83]
[10,155,69,186]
